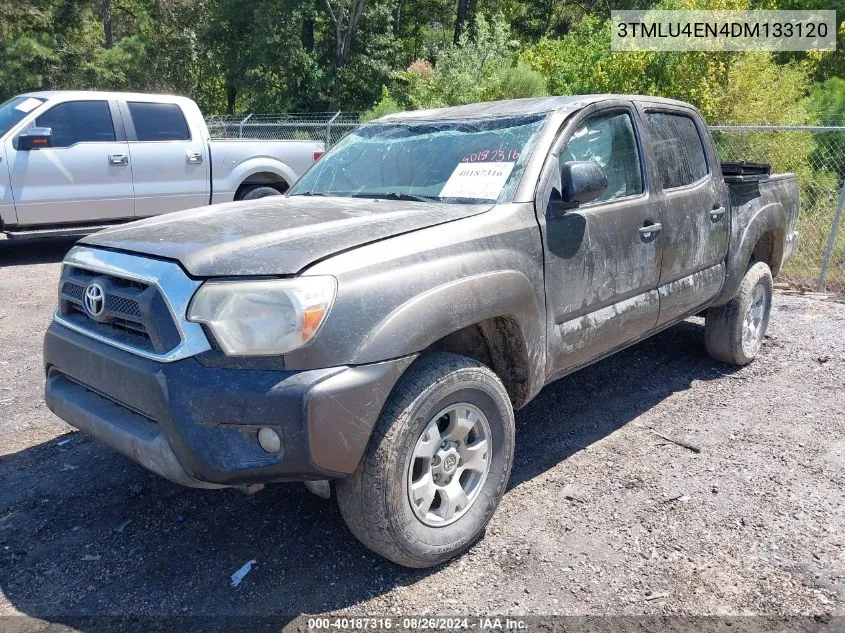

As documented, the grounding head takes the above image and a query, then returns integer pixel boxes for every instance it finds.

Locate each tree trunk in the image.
[454,0,469,44]
[226,82,237,115]
[302,15,315,52]
[103,0,112,48]
[325,0,368,108]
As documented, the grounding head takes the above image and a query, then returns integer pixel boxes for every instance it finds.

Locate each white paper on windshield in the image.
[440,161,516,200]
[14,97,42,114]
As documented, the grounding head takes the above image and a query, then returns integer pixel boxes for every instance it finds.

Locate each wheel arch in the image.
[218,157,298,201]
[423,316,532,409]
[712,201,786,306]
[234,172,290,200]
[350,271,545,409]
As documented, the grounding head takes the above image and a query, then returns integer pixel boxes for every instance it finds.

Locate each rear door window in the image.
[34,101,115,148]
[128,102,191,141]
[644,111,708,189]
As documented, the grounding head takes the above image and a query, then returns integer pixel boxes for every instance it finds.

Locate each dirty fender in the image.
[714,200,786,306]
[354,270,541,359]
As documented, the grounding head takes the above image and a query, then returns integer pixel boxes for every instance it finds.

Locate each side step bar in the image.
[1,224,116,240]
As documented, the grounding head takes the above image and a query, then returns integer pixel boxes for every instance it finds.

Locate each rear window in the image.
[128,102,190,141]
[644,112,708,189]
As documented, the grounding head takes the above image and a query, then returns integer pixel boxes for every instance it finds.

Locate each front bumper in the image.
[44,322,415,488]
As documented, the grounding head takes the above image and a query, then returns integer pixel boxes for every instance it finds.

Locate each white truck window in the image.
[34,101,115,148]
[128,102,191,142]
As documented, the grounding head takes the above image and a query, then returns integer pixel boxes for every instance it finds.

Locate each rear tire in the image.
[705,261,773,365]
[336,352,515,568]
[237,185,284,201]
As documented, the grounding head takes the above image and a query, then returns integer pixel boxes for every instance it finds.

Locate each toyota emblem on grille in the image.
[83,282,106,317]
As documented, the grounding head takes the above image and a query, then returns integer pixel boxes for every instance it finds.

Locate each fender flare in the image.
[350,270,546,399]
[714,201,785,306]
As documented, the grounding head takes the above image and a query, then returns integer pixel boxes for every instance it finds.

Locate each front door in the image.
[535,103,664,379]
[6,100,134,227]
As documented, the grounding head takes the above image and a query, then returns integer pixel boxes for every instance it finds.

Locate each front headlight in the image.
[187,276,336,356]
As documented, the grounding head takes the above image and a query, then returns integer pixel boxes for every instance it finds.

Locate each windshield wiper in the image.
[290,191,328,197]
[349,192,440,203]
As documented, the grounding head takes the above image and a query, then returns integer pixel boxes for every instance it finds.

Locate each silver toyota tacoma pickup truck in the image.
[43,95,799,568]
[0,91,322,239]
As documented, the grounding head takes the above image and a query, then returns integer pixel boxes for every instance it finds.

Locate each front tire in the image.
[336,353,515,568]
[705,261,773,365]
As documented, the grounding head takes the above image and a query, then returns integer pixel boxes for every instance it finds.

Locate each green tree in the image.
[395,14,547,109]
[807,77,845,184]
[0,1,56,100]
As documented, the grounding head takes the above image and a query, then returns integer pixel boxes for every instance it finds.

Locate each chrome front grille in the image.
[53,246,212,363]
[58,265,179,355]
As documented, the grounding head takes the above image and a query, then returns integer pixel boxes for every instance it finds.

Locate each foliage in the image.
[391,14,546,110]
[0,0,840,124]
[0,1,55,98]
[518,11,734,121]
[807,77,845,188]
[711,52,814,126]
[712,53,817,198]
[809,76,845,125]
[361,86,403,121]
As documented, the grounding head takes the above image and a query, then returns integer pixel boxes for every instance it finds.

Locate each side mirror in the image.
[560,160,607,207]
[18,127,53,150]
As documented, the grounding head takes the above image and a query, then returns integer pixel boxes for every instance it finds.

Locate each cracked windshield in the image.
[289,114,548,203]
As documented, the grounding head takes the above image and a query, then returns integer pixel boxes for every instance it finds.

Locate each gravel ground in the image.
[1,238,844,626]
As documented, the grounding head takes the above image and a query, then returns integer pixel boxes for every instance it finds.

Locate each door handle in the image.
[639,223,662,241]
[710,206,726,222]
[108,153,128,166]
[186,151,203,164]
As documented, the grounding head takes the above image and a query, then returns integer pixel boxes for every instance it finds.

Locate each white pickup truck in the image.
[0,91,324,238]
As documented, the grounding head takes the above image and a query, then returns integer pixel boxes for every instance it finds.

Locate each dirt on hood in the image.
[81,196,492,277]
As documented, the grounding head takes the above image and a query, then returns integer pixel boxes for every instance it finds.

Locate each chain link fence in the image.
[205,114,845,296]
[205,113,361,147]
[712,126,845,295]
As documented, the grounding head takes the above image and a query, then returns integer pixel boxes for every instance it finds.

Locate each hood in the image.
[81,196,492,277]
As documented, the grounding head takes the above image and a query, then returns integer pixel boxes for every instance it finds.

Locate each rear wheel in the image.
[236,185,284,201]
[705,261,773,365]
[336,352,514,568]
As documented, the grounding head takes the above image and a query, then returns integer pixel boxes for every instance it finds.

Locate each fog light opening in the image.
[257,427,281,453]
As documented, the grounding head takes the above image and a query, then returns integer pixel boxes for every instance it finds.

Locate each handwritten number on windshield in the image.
[460,149,521,163]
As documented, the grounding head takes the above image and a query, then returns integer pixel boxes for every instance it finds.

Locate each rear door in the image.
[639,105,729,325]
[534,101,664,379]
[121,100,209,217]
[5,100,134,226]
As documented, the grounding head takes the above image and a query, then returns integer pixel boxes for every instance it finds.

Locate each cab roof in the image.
[378,94,697,122]
[19,90,194,105]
